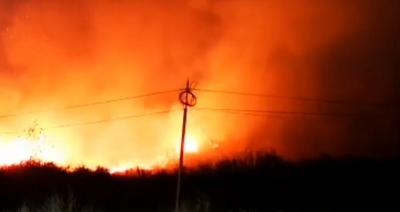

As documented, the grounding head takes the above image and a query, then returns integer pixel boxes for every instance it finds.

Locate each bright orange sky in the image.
[0,0,399,169]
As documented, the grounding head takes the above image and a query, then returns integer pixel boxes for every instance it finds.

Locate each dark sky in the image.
[225,0,400,159]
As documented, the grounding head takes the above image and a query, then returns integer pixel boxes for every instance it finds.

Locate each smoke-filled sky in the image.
[0,0,399,167]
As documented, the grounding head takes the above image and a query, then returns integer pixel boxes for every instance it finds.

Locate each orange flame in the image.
[0,135,67,166]
[184,136,199,153]
[0,128,205,173]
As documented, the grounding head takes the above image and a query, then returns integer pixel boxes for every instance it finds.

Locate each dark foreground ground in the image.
[0,152,399,212]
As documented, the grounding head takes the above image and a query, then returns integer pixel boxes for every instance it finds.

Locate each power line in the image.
[0,89,179,119]
[0,107,383,136]
[1,87,394,120]
[193,107,364,118]
[0,109,179,135]
[194,88,397,108]
[202,110,292,119]
[193,107,289,119]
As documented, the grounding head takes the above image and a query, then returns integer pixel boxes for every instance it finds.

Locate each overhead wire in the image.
[0,87,394,120]
[194,88,397,108]
[0,109,180,135]
[0,89,179,119]
[193,107,365,118]
[0,106,381,136]
[0,86,394,136]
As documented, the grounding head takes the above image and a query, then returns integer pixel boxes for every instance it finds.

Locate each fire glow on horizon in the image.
[1,0,399,170]
[0,129,204,172]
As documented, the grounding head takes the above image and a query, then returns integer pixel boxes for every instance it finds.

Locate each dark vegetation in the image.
[0,151,399,212]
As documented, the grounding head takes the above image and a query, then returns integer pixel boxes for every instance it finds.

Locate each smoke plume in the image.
[0,0,399,167]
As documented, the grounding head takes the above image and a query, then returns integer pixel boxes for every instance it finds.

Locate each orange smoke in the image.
[0,0,399,170]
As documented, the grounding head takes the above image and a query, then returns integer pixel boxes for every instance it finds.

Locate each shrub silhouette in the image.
[0,152,399,212]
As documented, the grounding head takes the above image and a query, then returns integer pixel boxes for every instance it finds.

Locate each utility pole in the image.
[175,79,197,212]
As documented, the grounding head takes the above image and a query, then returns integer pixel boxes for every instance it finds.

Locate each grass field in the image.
[0,152,399,212]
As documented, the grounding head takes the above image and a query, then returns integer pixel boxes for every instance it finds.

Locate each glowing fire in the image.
[109,165,132,174]
[108,164,152,174]
[174,134,200,154]
[184,136,199,153]
[0,130,203,172]
[0,104,209,173]
[0,135,67,166]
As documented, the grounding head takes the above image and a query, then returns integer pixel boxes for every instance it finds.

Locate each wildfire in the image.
[0,101,215,173]
[182,136,199,153]
[0,135,67,166]
[0,130,203,173]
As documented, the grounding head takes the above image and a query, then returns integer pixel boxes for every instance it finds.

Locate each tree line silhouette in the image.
[0,151,399,212]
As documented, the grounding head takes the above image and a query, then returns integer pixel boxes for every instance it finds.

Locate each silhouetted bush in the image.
[0,152,399,212]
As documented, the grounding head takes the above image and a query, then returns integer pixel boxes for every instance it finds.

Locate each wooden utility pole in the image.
[175,79,197,212]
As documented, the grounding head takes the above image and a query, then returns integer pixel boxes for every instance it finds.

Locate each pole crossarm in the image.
[179,80,197,107]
